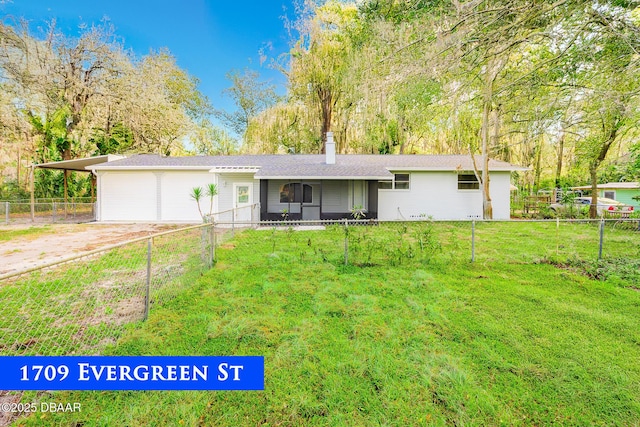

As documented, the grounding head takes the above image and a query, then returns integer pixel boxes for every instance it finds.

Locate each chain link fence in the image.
[209,203,261,226]
[211,218,640,268]
[1,200,95,224]
[0,224,218,356]
[1,218,637,358]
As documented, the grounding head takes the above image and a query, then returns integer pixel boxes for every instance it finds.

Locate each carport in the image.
[30,155,125,221]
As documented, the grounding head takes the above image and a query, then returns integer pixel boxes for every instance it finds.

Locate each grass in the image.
[10,221,640,426]
[0,226,53,241]
[0,227,211,356]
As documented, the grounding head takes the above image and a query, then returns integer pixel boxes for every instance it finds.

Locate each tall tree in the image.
[0,19,211,198]
[216,68,279,139]
[191,119,238,155]
[287,0,360,153]
[118,50,210,155]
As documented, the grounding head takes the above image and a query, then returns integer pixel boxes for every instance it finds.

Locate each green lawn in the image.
[0,225,53,241]
[0,226,209,356]
[15,222,640,426]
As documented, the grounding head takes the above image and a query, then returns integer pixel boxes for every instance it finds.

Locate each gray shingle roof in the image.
[89,154,526,178]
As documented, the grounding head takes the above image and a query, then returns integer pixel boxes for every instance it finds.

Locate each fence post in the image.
[344,218,349,266]
[52,201,56,222]
[598,218,604,260]
[5,201,8,225]
[471,220,475,263]
[232,208,235,238]
[210,222,216,267]
[556,217,560,257]
[144,238,152,321]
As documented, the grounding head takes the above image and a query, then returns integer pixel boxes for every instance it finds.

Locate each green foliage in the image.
[91,123,134,155]
[615,143,640,181]
[560,257,640,284]
[243,0,640,197]
[359,0,449,24]
[27,106,72,163]
[205,183,218,218]
[350,204,365,219]
[0,179,30,200]
[32,169,92,200]
[190,187,204,219]
[191,119,238,155]
[216,68,280,138]
[0,21,211,180]
[191,184,218,221]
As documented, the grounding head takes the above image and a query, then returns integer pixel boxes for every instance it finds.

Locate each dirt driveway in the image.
[0,223,187,276]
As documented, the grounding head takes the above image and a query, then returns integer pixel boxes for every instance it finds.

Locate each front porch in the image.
[259,179,379,221]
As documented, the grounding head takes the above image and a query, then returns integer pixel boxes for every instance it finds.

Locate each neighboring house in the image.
[572,182,640,210]
[86,136,525,222]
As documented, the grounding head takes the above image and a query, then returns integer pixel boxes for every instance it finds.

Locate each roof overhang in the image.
[572,182,640,190]
[209,166,261,173]
[387,167,530,172]
[89,166,214,171]
[36,155,125,172]
[255,175,393,180]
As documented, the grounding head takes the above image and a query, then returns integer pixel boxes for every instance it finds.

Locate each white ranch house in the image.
[87,139,524,222]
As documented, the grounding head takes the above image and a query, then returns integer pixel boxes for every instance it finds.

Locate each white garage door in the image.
[160,172,215,221]
[100,172,157,221]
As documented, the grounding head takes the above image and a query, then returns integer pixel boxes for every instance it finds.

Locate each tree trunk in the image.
[318,87,333,154]
[480,103,493,219]
[589,163,599,218]
[398,116,406,154]
[534,138,543,193]
[588,119,620,218]
[481,90,493,219]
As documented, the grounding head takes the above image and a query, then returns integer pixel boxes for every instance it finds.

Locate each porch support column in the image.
[64,170,68,207]
[30,165,35,222]
[90,173,96,201]
[319,180,323,220]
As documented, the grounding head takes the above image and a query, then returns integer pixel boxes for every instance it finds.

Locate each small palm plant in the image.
[351,204,366,220]
[206,183,218,217]
[190,187,204,219]
[191,183,219,222]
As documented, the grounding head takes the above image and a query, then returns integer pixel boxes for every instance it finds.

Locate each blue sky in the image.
[1,0,297,115]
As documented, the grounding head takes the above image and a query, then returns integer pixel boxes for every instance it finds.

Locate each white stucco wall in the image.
[212,173,260,222]
[159,171,218,221]
[377,171,512,220]
[98,170,218,222]
[97,168,512,222]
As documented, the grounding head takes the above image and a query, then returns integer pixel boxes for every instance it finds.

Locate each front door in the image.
[234,183,253,223]
[301,182,321,220]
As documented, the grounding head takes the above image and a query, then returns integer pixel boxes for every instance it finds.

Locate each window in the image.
[394,173,410,189]
[379,173,410,190]
[458,173,479,190]
[280,183,312,203]
[604,191,616,200]
[236,186,249,204]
